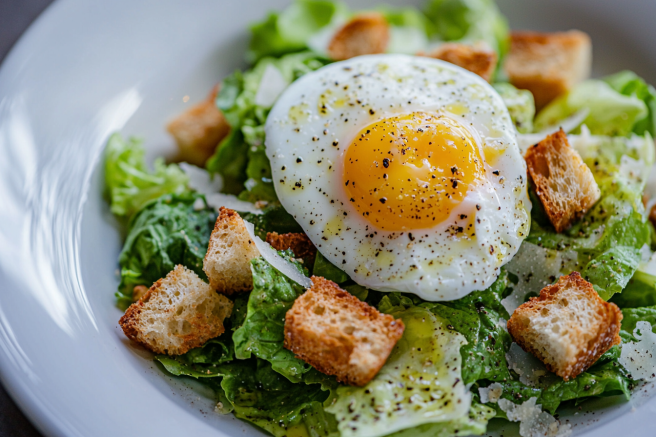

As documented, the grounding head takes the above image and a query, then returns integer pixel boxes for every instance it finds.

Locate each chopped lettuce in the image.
[604,70,656,137]
[207,52,329,199]
[379,270,513,385]
[221,359,337,437]
[326,306,471,437]
[248,0,347,62]
[535,79,649,136]
[424,0,509,59]
[526,132,654,300]
[240,203,304,239]
[388,402,495,437]
[155,335,234,378]
[232,256,312,383]
[493,83,535,133]
[104,133,189,219]
[116,193,217,308]
[313,251,350,284]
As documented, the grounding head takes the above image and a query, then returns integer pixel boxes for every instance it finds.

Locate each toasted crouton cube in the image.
[266,232,316,265]
[507,272,622,381]
[167,85,231,167]
[425,43,498,82]
[328,13,390,61]
[284,277,405,386]
[203,207,260,295]
[119,265,233,355]
[505,30,591,109]
[525,129,600,233]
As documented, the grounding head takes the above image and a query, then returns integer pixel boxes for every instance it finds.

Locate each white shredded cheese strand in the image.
[619,321,656,381]
[498,397,571,437]
[180,162,223,194]
[254,64,289,108]
[205,193,263,215]
[243,220,313,289]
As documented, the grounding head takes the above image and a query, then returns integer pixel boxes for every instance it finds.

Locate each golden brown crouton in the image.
[328,13,390,61]
[203,207,260,295]
[284,277,405,386]
[507,272,622,381]
[167,85,231,167]
[505,30,592,109]
[425,43,498,82]
[119,265,233,355]
[525,129,600,233]
[266,232,317,265]
[132,285,148,302]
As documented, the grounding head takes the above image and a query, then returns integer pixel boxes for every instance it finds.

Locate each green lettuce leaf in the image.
[313,251,350,284]
[535,80,649,136]
[388,402,495,437]
[326,306,471,437]
[493,83,535,133]
[240,203,304,239]
[379,270,513,385]
[155,335,234,378]
[611,268,656,308]
[423,0,509,59]
[207,52,329,199]
[619,306,656,342]
[104,133,189,219]
[221,358,337,437]
[232,256,312,382]
[248,0,347,62]
[604,70,656,137]
[526,133,653,300]
[116,193,217,308]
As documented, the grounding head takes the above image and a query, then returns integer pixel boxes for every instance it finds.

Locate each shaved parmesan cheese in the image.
[506,343,556,387]
[180,162,223,194]
[243,220,313,288]
[503,242,578,314]
[205,193,263,215]
[254,64,289,108]
[620,321,656,381]
[478,383,503,404]
[498,397,571,437]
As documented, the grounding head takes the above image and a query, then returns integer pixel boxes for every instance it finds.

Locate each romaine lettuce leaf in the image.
[604,70,656,137]
[232,256,312,383]
[423,0,509,59]
[388,402,495,437]
[240,203,304,239]
[116,193,217,308]
[535,80,649,136]
[221,358,337,437]
[493,83,535,133]
[104,133,189,218]
[207,52,329,200]
[313,251,350,284]
[326,306,471,437]
[155,335,234,378]
[526,133,653,300]
[248,0,347,62]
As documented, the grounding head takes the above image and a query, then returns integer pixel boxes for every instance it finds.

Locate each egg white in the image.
[265,54,530,301]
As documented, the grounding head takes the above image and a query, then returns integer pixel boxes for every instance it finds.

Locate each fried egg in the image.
[265,54,530,301]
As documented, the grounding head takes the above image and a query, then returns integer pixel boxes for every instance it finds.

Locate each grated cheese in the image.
[619,321,656,381]
[498,397,571,437]
[243,220,313,288]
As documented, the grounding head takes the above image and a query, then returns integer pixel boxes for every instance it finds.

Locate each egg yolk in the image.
[343,112,484,231]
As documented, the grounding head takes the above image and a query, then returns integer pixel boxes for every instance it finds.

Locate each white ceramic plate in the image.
[1,1,656,436]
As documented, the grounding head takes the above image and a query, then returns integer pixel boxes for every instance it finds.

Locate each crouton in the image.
[505,30,592,109]
[284,276,405,386]
[167,85,231,167]
[119,265,233,355]
[328,13,390,61]
[507,272,622,381]
[525,129,600,232]
[266,232,316,265]
[203,207,260,295]
[425,43,498,82]
[132,285,148,302]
